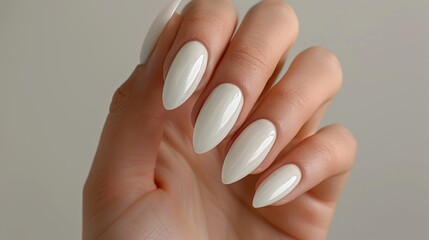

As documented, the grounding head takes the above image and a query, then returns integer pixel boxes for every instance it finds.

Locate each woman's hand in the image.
[83,0,357,239]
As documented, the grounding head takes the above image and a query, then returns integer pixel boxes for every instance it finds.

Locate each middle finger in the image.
[192,0,299,154]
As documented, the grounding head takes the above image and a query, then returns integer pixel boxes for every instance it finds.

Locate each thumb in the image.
[86,14,182,193]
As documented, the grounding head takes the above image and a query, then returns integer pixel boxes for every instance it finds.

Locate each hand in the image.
[83,0,357,239]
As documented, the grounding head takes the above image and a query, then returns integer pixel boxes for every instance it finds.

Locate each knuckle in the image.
[306,47,343,87]
[253,0,299,30]
[273,85,312,111]
[309,135,342,168]
[183,3,235,38]
[82,178,91,198]
[184,14,231,38]
[256,0,296,17]
[331,124,358,154]
[229,39,271,72]
[316,124,358,171]
[109,81,131,114]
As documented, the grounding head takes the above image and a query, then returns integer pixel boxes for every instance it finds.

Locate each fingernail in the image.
[193,83,243,154]
[253,164,301,208]
[222,119,277,184]
[163,41,208,110]
[139,0,181,64]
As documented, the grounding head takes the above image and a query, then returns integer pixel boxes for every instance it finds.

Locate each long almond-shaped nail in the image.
[193,83,243,154]
[139,0,181,64]
[253,164,301,208]
[222,119,277,184]
[163,41,208,110]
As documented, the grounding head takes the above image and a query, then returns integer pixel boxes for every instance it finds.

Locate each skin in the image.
[83,1,357,239]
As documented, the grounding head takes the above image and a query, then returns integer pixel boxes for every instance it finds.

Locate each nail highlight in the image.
[193,83,243,154]
[222,119,277,184]
[253,164,301,208]
[139,0,181,64]
[163,41,208,110]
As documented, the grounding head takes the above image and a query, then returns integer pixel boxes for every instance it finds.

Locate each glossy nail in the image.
[163,41,208,110]
[193,83,243,154]
[139,0,181,64]
[253,164,301,208]
[222,119,277,184]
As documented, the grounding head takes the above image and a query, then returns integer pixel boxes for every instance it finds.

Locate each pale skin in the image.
[83,0,357,239]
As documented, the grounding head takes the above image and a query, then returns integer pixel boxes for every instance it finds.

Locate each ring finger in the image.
[221,47,343,184]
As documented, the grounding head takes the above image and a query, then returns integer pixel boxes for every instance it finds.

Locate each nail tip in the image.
[192,132,200,154]
[251,164,302,209]
[194,148,207,155]
[162,79,184,110]
[162,83,186,110]
[222,178,239,185]
[193,128,216,154]
[193,138,207,155]
[138,0,181,64]
[162,85,192,110]
[162,98,178,110]
[139,54,148,65]
[221,174,234,185]
[162,92,173,110]
[163,103,175,111]
[171,0,182,7]
[221,167,244,185]
[193,135,213,154]
[193,147,204,155]
[193,144,210,155]
[252,199,266,208]
[139,39,152,64]
[252,192,271,208]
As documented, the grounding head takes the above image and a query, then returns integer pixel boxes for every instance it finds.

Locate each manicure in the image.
[222,119,277,184]
[193,83,244,154]
[163,41,208,110]
[139,0,181,64]
[253,164,301,208]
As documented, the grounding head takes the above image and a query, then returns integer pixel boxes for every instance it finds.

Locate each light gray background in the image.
[1,0,428,239]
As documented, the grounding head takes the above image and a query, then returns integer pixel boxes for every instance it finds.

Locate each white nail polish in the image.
[222,119,277,184]
[163,41,208,110]
[139,0,181,64]
[193,83,243,154]
[253,164,301,208]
